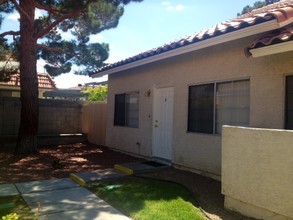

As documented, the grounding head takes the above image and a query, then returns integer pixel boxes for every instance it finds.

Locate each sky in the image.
[1,0,258,88]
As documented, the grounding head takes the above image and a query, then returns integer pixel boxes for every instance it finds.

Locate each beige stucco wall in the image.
[82,102,107,146]
[222,126,293,220]
[106,35,293,177]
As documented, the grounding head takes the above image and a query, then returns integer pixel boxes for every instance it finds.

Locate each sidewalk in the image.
[0,170,130,220]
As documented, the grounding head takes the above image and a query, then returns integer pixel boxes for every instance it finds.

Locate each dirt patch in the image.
[0,143,141,184]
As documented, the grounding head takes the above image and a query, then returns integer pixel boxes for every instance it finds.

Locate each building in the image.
[0,72,57,98]
[92,1,293,180]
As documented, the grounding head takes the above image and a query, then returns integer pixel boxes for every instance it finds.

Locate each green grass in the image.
[87,176,206,220]
[0,195,34,219]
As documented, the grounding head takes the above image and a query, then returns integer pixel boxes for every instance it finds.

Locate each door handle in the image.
[154,125,158,127]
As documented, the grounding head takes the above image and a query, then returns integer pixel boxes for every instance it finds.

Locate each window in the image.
[114,92,139,128]
[188,84,214,133]
[188,79,250,134]
[285,75,293,129]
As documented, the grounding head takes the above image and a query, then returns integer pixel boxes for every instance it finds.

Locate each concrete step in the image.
[69,169,127,186]
[114,161,170,175]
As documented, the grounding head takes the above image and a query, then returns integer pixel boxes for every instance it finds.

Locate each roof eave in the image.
[250,40,293,57]
[92,19,280,78]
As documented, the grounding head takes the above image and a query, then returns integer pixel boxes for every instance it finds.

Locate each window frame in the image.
[114,91,139,128]
[188,78,250,135]
[285,75,293,129]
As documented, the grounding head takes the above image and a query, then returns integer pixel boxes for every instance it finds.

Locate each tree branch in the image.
[0,0,9,5]
[34,2,66,15]
[37,44,63,52]
[36,0,94,39]
[0,30,20,37]
[36,11,81,39]
[10,0,33,23]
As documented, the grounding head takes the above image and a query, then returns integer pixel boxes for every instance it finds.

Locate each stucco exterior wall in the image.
[222,126,293,220]
[82,102,107,146]
[106,35,293,177]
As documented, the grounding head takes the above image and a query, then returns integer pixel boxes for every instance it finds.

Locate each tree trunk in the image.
[15,0,39,154]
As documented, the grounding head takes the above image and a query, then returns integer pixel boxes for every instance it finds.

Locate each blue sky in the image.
[2,0,257,88]
[101,0,257,63]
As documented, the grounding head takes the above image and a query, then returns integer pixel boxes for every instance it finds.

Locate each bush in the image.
[2,213,19,220]
[82,85,107,101]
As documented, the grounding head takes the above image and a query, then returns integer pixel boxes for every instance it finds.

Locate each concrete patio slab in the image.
[22,186,96,214]
[0,184,19,196]
[22,185,130,220]
[15,178,79,194]
[2,172,131,220]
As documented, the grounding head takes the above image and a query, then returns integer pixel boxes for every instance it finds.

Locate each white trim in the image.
[92,20,280,78]
[153,83,174,89]
[250,41,293,57]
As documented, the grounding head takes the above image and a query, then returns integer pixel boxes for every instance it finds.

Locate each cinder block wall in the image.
[0,97,83,135]
[38,99,82,134]
[222,126,293,220]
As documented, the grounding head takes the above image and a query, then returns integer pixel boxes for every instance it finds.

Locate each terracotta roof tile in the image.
[0,73,57,89]
[246,23,293,54]
[92,0,293,75]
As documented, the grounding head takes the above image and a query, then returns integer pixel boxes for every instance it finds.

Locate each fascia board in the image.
[92,20,279,78]
[250,40,293,57]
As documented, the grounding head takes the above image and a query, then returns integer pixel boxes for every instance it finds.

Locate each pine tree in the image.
[0,0,142,154]
[237,0,280,16]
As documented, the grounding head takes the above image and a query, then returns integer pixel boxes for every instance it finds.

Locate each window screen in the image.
[188,80,249,134]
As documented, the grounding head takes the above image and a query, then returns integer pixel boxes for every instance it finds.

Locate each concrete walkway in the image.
[0,162,168,219]
[0,172,130,220]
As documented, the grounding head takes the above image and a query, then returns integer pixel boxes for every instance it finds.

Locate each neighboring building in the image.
[42,81,108,100]
[84,81,108,87]
[43,89,88,100]
[0,73,57,98]
[92,1,293,179]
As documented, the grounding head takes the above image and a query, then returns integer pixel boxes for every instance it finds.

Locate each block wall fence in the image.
[0,97,106,146]
[0,97,82,135]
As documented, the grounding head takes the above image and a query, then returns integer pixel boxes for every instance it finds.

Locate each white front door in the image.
[152,87,174,161]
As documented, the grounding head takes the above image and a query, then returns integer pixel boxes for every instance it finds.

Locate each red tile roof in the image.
[0,73,57,89]
[237,1,293,23]
[92,0,293,75]
[246,23,293,52]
